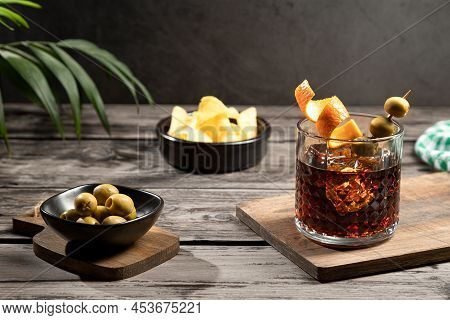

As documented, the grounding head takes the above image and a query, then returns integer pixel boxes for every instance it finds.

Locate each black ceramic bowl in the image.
[156,116,271,173]
[40,184,164,247]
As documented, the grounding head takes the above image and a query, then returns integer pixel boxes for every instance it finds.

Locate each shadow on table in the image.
[79,248,219,299]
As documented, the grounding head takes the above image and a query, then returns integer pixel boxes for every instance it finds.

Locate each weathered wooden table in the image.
[0,104,448,299]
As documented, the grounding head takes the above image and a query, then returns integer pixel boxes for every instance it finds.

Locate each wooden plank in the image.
[0,140,436,242]
[237,173,450,282]
[3,104,448,141]
[31,227,179,281]
[0,140,434,189]
[0,188,284,242]
[0,244,448,299]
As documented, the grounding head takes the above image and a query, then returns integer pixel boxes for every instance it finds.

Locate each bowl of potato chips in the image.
[156,96,271,173]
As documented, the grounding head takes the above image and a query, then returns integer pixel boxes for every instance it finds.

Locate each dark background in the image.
[1,0,449,106]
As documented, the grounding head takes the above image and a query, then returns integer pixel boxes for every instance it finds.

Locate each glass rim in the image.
[296,112,404,143]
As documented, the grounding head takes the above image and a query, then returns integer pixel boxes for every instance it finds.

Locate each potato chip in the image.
[186,111,199,128]
[168,106,188,136]
[167,98,259,143]
[238,107,257,140]
[218,123,242,142]
[198,96,228,121]
[171,126,213,143]
[227,107,239,119]
[199,114,231,142]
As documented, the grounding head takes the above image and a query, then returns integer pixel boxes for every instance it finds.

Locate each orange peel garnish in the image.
[295,80,330,122]
[315,96,350,137]
[295,80,315,113]
[328,119,363,148]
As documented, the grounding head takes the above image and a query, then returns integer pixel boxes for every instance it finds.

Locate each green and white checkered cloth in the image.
[415,120,450,172]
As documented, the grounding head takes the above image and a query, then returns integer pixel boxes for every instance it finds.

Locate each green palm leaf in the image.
[0,49,63,137]
[29,44,82,138]
[4,44,42,66]
[0,0,41,31]
[0,17,13,30]
[58,39,153,104]
[0,88,11,153]
[57,40,137,104]
[0,1,41,9]
[0,7,29,28]
[49,43,110,134]
[0,55,39,104]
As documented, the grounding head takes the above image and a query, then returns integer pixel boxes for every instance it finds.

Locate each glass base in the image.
[295,217,398,248]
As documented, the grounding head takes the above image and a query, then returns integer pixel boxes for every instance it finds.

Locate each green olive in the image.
[105,194,134,217]
[76,218,86,224]
[82,216,100,225]
[65,209,84,221]
[351,137,377,157]
[92,205,110,223]
[76,217,99,225]
[102,216,127,225]
[93,184,119,206]
[124,208,137,221]
[59,211,68,220]
[370,116,397,138]
[384,97,410,118]
[74,193,97,216]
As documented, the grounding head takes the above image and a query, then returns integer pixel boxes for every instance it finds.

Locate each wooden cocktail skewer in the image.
[403,89,412,99]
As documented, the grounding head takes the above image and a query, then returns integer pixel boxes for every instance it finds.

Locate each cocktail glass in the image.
[295,113,404,247]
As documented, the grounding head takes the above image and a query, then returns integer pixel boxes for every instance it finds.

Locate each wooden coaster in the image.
[237,172,450,282]
[13,215,179,281]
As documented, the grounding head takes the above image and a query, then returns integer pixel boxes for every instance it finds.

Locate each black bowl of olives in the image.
[40,184,164,247]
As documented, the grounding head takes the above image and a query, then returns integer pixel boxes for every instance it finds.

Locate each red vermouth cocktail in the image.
[294,81,406,247]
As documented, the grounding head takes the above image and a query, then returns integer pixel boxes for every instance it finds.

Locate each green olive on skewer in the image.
[351,137,378,157]
[384,96,410,118]
[370,90,411,139]
[370,116,397,138]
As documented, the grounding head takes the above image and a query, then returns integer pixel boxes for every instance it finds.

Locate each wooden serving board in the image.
[13,215,179,281]
[237,172,450,282]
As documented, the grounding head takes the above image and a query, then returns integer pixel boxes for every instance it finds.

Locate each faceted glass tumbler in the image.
[295,113,404,248]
